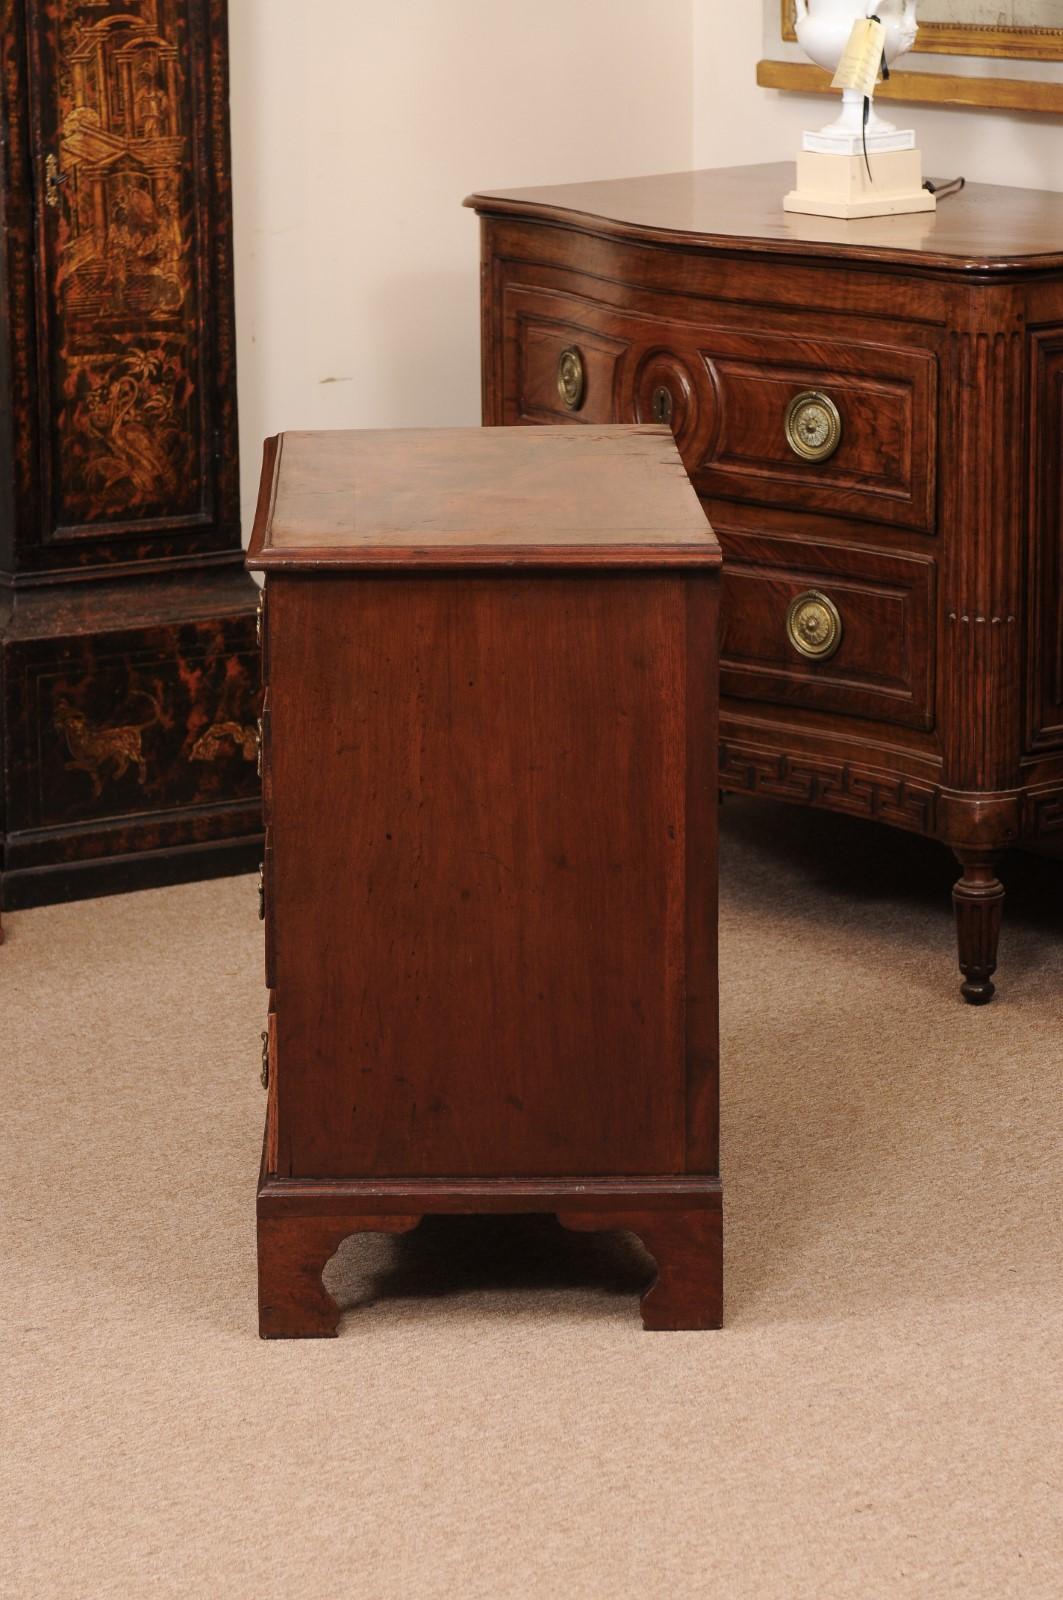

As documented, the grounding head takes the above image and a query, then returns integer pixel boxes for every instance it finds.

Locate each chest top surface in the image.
[466,162,1063,276]
[247,425,719,572]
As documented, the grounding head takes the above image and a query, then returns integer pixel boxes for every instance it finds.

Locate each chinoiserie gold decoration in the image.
[44,153,64,208]
[557,347,585,411]
[785,391,843,462]
[787,590,843,661]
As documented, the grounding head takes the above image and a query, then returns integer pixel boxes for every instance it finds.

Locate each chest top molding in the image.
[465,163,1063,279]
[247,425,720,573]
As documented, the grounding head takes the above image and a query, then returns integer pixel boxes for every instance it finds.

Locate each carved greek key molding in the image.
[719,740,937,834]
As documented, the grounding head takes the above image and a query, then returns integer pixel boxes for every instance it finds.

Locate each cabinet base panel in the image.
[2,831,263,911]
[257,1171,724,1336]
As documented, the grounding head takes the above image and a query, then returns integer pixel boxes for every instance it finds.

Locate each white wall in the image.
[228,0,693,537]
[693,3,1063,192]
[228,1,1062,540]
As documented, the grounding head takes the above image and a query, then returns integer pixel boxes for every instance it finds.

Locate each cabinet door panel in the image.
[1029,334,1063,752]
[9,0,238,572]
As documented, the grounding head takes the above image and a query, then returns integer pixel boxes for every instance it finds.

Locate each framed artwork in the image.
[761,1,1063,112]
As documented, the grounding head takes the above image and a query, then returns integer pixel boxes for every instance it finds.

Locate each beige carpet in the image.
[3,797,1061,1600]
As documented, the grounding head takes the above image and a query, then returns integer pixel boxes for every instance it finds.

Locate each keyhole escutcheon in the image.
[651,384,674,426]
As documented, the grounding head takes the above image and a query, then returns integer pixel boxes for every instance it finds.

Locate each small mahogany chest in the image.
[247,424,723,1334]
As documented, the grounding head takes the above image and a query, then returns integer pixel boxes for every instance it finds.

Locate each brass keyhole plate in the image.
[557,347,585,412]
[786,590,843,662]
[651,384,674,425]
[785,391,842,463]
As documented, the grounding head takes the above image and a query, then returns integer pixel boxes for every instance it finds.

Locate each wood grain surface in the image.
[248,425,717,570]
[466,163,1063,275]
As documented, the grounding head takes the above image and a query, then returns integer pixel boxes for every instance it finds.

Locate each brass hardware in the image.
[256,716,263,778]
[44,154,67,209]
[787,590,843,662]
[257,864,265,920]
[651,385,674,426]
[260,1029,270,1090]
[785,391,842,463]
[255,588,264,648]
[557,347,585,412]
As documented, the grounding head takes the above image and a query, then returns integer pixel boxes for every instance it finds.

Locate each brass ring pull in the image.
[787,590,843,662]
[557,347,585,412]
[785,391,842,462]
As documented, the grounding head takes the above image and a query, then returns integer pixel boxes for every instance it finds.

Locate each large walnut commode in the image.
[0,0,260,919]
[249,424,723,1336]
[468,162,1063,1002]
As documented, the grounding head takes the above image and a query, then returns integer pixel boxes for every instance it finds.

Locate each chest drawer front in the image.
[510,300,632,424]
[699,331,937,534]
[717,529,936,730]
[499,282,937,533]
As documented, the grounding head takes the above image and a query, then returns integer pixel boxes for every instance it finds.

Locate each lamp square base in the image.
[784,149,936,220]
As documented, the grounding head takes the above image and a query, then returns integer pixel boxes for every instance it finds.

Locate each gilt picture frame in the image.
[761,1,1063,113]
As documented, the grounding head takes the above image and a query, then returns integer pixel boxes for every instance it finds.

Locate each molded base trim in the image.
[257,1170,723,1335]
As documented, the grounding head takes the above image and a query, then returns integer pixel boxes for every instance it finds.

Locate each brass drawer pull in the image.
[787,590,843,661]
[257,863,265,920]
[557,347,585,411]
[256,716,264,778]
[260,1029,270,1090]
[255,587,264,648]
[785,390,842,462]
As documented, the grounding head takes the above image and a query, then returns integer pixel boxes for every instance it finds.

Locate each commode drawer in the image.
[718,530,935,730]
[500,283,937,533]
[510,298,630,424]
[693,329,938,534]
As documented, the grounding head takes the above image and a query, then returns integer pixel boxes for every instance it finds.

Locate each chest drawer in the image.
[717,528,936,730]
[510,305,630,424]
[500,283,938,533]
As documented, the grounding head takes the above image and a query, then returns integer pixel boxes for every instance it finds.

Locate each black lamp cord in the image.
[863,15,890,183]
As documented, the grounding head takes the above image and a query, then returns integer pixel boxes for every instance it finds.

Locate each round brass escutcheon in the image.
[786,590,843,662]
[557,346,585,412]
[785,390,842,463]
[651,384,674,426]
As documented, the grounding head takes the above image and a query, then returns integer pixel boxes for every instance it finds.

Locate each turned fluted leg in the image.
[558,1207,722,1330]
[952,850,1005,1005]
[257,1212,421,1338]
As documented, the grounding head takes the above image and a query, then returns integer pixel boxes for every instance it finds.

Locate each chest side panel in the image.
[269,571,710,1181]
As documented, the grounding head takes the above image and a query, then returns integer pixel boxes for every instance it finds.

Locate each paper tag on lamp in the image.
[830,17,886,98]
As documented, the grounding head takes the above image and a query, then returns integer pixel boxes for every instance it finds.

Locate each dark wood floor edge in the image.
[257,1174,724,1217]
